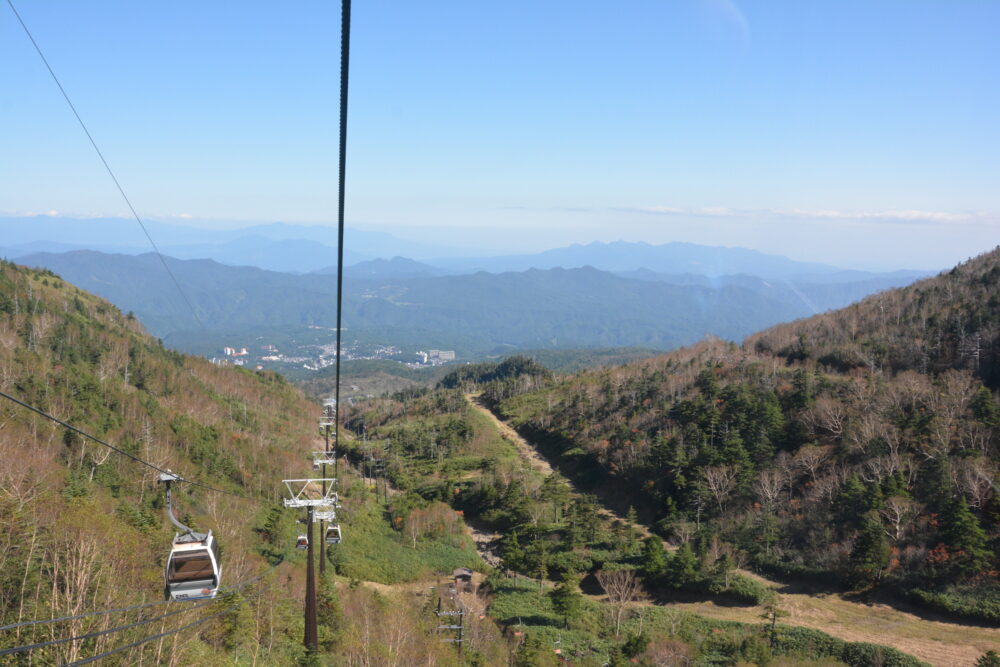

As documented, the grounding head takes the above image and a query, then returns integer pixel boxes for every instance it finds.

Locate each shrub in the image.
[908,585,1000,624]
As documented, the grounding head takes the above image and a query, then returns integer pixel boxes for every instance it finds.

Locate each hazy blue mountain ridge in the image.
[15,250,927,356]
[614,269,930,314]
[429,240,850,278]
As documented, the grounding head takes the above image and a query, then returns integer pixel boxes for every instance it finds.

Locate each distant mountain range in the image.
[3,215,934,281]
[427,240,848,278]
[2,215,935,357]
[336,256,446,280]
[0,216,461,272]
[12,249,930,355]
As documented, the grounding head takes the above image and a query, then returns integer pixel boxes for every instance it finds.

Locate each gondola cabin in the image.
[325,524,342,544]
[164,532,221,601]
[296,535,309,550]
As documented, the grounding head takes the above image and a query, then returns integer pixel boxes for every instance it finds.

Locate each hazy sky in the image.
[2,1,998,270]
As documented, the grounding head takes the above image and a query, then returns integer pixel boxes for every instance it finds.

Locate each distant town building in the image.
[428,350,455,363]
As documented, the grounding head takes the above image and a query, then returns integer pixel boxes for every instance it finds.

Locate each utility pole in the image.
[458,605,465,660]
[319,403,335,577]
[319,477,327,576]
[305,505,318,651]
[282,478,338,655]
[433,579,465,663]
[320,420,328,578]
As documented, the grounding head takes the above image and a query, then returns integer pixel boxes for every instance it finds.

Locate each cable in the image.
[332,0,352,453]
[0,599,171,633]
[4,0,206,331]
[65,608,230,667]
[0,555,284,632]
[65,584,274,667]
[0,557,284,656]
[0,389,242,498]
[0,600,214,658]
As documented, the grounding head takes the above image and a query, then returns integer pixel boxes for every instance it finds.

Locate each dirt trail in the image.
[467,394,650,536]
[464,395,1000,667]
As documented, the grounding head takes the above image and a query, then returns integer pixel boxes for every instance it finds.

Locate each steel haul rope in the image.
[0,389,242,498]
[5,0,206,330]
[0,557,284,657]
[333,0,351,452]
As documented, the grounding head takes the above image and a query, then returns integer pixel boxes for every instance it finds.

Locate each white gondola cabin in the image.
[296,534,309,550]
[164,531,221,601]
[325,524,342,544]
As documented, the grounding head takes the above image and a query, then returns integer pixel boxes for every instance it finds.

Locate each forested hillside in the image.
[493,248,1000,623]
[0,260,481,665]
[0,259,320,663]
[3,251,992,665]
[342,383,936,666]
[750,247,1000,388]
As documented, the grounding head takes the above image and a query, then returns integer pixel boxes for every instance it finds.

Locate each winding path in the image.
[463,394,1000,667]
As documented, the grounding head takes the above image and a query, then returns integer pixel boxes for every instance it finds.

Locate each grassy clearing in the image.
[468,397,1000,667]
[331,473,483,585]
[658,591,1000,667]
[488,575,614,663]
[488,576,929,667]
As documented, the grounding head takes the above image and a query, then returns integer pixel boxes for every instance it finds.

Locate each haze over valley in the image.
[4,216,932,373]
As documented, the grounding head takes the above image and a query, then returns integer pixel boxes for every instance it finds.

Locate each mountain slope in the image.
[750,246,1000,387]
[16,250,925,356]
[431,240,854,277]
[491,247,1000,620]
[0,259,317,663]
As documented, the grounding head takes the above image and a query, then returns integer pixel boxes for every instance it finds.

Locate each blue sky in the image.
[2,0,998,270]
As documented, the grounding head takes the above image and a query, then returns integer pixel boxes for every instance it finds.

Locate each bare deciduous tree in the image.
[954,457,996,510]
[754,469,785,511]
[794,445,830,483]
[879,496,920,542]
[596,567,642,637]
[804,396,848,437]
[702,465,739,514]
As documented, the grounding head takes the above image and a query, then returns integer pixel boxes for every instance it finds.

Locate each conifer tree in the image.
[846,512,890,589]
[976,650,1000,667]
[640,536,669,584]
[548,579,584,628]
[666,542,699,588]
[971,386,1000,429]
[941,495,990,577]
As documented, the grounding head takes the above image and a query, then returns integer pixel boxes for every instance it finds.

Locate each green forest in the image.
[490,248,1000,625]
[2,248,1000,665]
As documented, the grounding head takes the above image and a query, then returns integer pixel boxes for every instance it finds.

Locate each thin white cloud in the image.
[2,210,61,217]
[627,205,998,225]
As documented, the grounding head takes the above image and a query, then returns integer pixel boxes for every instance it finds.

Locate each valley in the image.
[464,391,1000,666]
[2,247,999,665]
[4,2,998,664]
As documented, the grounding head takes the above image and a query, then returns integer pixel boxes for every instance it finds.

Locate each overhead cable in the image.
[64,586,273,667]
[0,598,171,633]
[0,600,213,658]
[4,0,206,330]
[0,554,284,632]
[332,0,352,450]
[0,557,284,656]
[0,389,243,497]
